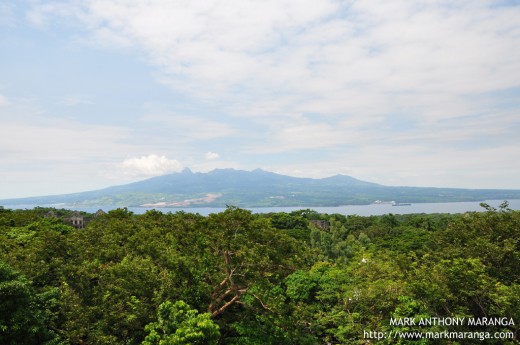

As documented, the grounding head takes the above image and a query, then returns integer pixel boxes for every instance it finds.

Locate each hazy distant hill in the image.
[2,168,520,208]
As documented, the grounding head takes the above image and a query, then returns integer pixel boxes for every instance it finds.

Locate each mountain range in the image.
[2,168,520,208]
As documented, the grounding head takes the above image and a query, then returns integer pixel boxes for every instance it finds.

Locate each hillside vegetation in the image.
[3,169,520,207]
[0,203,518,344]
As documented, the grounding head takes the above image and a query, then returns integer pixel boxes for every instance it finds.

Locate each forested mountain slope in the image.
[2,168,520,207]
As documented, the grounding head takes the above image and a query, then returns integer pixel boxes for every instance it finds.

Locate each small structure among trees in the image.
[309,219,330,231]
[68,211,84,229]
[40,208,98,229]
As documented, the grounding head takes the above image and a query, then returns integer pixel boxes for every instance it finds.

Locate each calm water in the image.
[5,199,520,216]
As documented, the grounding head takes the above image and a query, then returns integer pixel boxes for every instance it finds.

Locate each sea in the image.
[4,199,520,217]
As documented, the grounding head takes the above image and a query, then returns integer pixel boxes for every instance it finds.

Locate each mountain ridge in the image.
[2,168,520,208]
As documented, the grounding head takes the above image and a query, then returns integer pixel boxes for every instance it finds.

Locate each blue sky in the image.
[1,0,519,199]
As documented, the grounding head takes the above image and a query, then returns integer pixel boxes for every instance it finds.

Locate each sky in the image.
[1,0,519,199]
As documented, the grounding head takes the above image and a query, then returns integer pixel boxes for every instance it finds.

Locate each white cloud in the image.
[26,2,87,28]
[0,108,139,198]
[18,0,520,190]
[246,114,383,153]
[266,140,520,189]
[30,1,520,122]
[119,154,183,178]
[205,152,220,160]
[141,111,237,141]
[0,118,132,162]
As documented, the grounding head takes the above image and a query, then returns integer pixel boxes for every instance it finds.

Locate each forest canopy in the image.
[0,204,518,344]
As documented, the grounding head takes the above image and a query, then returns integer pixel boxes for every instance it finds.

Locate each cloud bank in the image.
[120,154,184,178]
[0,0,516,198]
[205,152,220,160]
[30,0,520,120]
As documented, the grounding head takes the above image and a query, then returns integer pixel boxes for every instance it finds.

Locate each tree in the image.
[203,207,301,318]
[142,300,219,345]
[0,260,61,345]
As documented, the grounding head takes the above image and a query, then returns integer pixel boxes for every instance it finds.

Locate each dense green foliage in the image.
[0,204,518,344]
[142,300,219,345]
